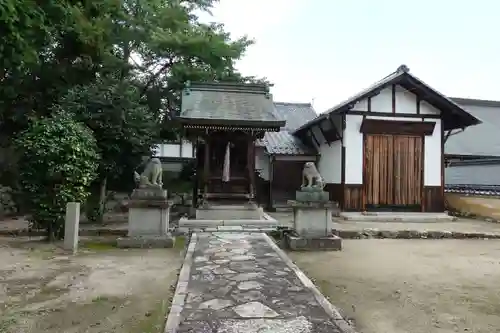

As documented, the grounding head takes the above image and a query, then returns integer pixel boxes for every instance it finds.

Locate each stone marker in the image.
[286,162,342,251]
[64,202,80,254]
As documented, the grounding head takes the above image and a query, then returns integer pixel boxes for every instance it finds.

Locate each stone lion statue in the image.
[134,157,163,189]
[302,162,325,190]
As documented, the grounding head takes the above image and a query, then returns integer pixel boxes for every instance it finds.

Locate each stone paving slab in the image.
[165,232,355,333]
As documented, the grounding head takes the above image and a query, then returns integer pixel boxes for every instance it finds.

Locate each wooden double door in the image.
[364,134,423,211]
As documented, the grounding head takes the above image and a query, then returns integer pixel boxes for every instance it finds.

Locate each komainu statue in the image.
[301,162,325,190]
[134,157,163,189]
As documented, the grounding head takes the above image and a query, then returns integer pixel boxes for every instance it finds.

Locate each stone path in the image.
[166,232,355,333]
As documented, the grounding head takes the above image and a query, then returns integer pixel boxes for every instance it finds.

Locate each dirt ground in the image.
[0,236,184,333]
[290,239,500,333]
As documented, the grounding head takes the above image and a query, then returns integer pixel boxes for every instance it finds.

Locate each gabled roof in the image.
[293,65,481,133]
[274,102,318,131]
[256,102,318,156]
[446,98,500,157]
[178,81,285,129]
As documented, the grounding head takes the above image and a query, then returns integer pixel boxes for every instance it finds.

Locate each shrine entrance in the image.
[196,131,255,202]
[178,82,284,207]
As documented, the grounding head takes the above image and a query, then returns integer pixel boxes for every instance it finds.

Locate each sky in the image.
[202,0,500,113]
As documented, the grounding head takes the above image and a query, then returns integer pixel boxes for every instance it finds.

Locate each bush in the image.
[14,114,100,240]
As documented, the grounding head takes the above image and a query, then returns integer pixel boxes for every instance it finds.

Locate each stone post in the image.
[64,202,80,254]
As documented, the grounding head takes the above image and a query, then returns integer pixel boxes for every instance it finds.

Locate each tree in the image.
[59,75,159,222]
[1,0,269,230]
[14,113,99,240]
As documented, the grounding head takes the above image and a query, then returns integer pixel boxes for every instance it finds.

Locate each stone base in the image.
[116,235,174,248]
[131,187,167,200]
[285,233,342,251]
[295,190,329,202]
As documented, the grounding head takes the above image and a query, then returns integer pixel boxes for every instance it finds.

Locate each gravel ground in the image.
[0,236,183,333]
[289,239,500,333]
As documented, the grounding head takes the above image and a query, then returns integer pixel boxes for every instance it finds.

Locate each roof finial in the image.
[397,64,409,73]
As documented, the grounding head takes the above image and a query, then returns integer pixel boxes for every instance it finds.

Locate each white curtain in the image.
[222,141,231,182]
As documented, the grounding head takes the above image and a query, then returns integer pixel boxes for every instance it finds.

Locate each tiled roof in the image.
[256,102,318,155]
[260,131,316,155]
[179,82,285,128]
[273,102,318,131]
[293,65,481,133]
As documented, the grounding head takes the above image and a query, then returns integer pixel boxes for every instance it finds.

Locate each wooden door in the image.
[393,135,423,207]
[364,134,423,211]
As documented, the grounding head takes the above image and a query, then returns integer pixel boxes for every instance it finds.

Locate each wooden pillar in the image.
[268,155,275,211]
[203,136,210,197]
[192,140,199,208]
[247,135,256,199]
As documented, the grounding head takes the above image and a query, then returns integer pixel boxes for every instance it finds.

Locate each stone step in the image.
[339,212,456,222]
[176,226,278,234]
[179,218,279,228]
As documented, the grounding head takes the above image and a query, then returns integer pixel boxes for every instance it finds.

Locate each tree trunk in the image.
[97,176,107,224]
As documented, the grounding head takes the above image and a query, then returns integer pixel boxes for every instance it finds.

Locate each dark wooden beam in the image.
[318,121,331,146]
[367,97,372,112]
[340,113,347,209]
[360,119,436,136]
[309,129,321,147]
[347,110,440,119]
[247,136,256,199]
[268,156,275,211]
[391,84,396,113]
[440,120,445,209]
[416,96,421,115]
[203,137,210,198]
[443,130,453,144]
[328,115,343,142]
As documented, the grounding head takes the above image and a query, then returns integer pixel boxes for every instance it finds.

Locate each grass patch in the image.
[0,317,17,333]
[81,241,116,251]
[133,299,169,333]
[174,236,186,250]
[92,295,110,303]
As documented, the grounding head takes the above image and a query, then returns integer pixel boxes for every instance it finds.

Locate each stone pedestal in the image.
[117,188,174,248]
[286,198,342,251]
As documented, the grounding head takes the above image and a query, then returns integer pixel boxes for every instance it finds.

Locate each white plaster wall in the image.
[255,147,270,181]
[344,115,442,186]
[370,88,393,112]
[344,115,364,184]
[395,85,418,114]
[317,140,342,183]
[420,100,441,115]
[351,85,440,116]
[424,118,442,186]
[180,141,194,158]
[153,141,195,158]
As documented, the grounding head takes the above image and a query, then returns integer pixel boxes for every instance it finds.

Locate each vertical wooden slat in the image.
[387,135,393,204]
[365,133,424,210]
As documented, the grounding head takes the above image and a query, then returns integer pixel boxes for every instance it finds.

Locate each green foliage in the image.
[60,75,159,176]
[14,114,99,240]
[1,0,270,230]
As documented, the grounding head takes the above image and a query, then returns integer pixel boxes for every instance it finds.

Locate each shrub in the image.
[14,114,100,240]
